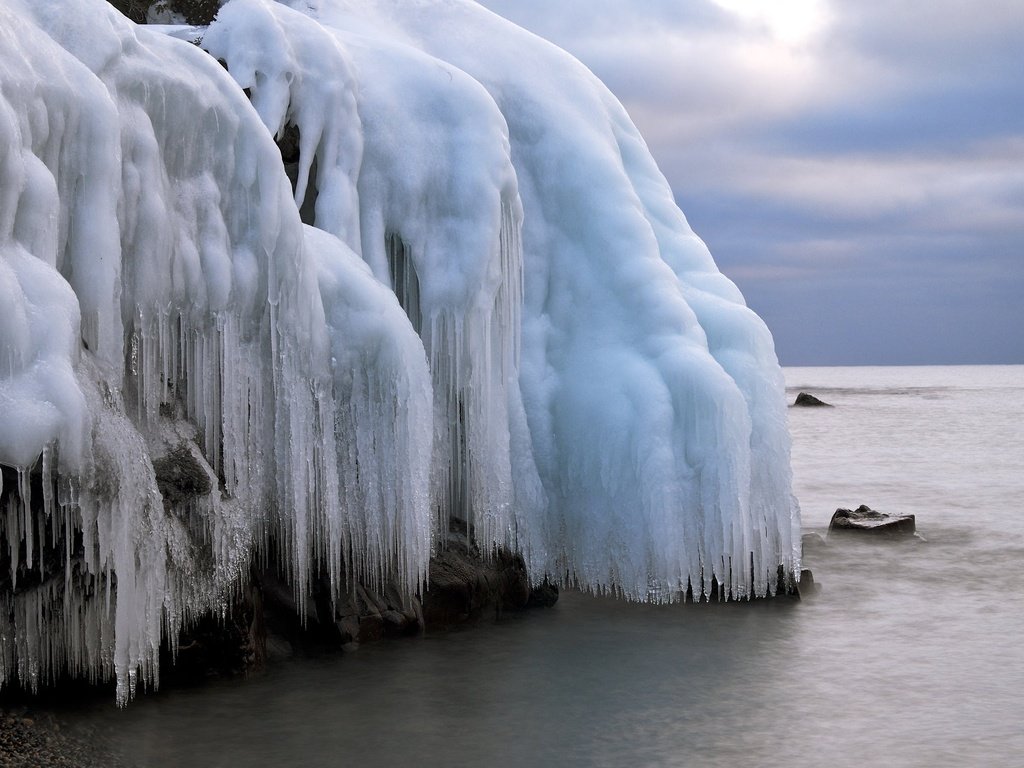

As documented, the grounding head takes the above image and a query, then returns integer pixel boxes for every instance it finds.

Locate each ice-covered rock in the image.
[0,0,432,703]
[0,0,800,702]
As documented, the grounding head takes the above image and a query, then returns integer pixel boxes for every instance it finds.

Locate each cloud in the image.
[476,0,1024,364]
[679,137,1024,223]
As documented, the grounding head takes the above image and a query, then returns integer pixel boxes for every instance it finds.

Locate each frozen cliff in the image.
[0,0,799,703]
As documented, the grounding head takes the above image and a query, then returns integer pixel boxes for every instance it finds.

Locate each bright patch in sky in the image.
[711,0,827,44]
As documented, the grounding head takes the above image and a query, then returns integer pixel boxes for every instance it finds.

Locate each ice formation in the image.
[0,0,799,702]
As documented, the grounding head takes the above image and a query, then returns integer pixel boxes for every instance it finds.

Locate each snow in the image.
[0,0,799,702]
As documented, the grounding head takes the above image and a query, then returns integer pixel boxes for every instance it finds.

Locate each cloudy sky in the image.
[478,0,1023,366]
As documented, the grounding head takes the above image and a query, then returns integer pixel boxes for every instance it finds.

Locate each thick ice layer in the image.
[1,0,799,704]
[306,224,433,593]
[0,0,434,703]
[235,0,799,599]
[201,0,364,247]
[205,0,535,547]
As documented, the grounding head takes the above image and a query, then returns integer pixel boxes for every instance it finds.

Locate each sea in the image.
[79,365,1024,767]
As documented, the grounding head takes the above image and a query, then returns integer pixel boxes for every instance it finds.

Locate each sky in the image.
[476,0,1024,366]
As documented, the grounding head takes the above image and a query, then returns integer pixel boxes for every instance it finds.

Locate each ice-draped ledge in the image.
[0,0,799,702]
[0,0,432,704]
[204,0,535,551]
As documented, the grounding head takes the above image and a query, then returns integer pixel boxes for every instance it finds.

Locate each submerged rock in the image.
[801,532,828,554]
[828,505,916,536]
[793,392,833,407]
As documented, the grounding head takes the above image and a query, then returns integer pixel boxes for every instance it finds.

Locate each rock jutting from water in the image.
[793,392,834,407]
[829,505,917,536]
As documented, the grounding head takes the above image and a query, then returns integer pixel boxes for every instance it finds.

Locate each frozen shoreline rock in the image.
[1,0,799,702]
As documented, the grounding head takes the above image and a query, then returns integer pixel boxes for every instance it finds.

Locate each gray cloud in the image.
[478,0,734,37]
[477,0,1024,364]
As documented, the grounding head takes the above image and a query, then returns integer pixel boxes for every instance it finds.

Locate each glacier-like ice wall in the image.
[0,0,799,702]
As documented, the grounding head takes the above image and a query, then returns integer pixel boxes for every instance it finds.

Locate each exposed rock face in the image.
[252,567,422,660]
[793,392,833,407]
[161,578,263,684]
[829,505,917,536]
[236,528,557,667]
[152,445,212,506]
[797,568,819,596]
[526,579,560,608]
[107,0,222,24]
[422,534,532,629]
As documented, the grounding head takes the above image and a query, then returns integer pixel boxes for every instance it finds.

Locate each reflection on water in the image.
[81,367,1024,767]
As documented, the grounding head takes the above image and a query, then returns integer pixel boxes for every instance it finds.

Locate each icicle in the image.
[386,233,423,334]
[19,467,32,573]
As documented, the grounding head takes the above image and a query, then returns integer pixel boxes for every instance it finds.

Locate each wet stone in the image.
[829,505,917,536]
[793,392,833,407]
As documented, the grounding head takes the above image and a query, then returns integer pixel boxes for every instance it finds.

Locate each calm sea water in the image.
[81,366,1024,767]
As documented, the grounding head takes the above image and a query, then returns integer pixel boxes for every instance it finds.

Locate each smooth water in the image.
[81,366,1024,767]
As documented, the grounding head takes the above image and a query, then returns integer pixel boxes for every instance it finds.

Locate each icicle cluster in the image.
[0,0,800,702]
[1,0,432,704]
[202,0,798,598]
[205,0,534,549]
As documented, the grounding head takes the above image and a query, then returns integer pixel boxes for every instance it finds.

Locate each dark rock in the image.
[357,614,385,643]
[105,0,150,23]
[526,578,560,608]
[771,566,817,599]
[384,583,415,615]
[421,529,544,629]
[335,616,361,645]
[829,505,916,536]
[333,590,358,620]
[793,392,833,407]
[381,610,417,638]
[253,568,346,659]
[356,584,388,616]
[404,597,425,631]
[259,569,319,628]
[152,444,212,506]
[161,578,262,685]
[778,565,800,598]
[276,123,301,164]
[797,568,819,596]
[107,0,223,25]
[264,635,294,663]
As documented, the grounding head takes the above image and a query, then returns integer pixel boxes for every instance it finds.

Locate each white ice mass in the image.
[0,0,799,702]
